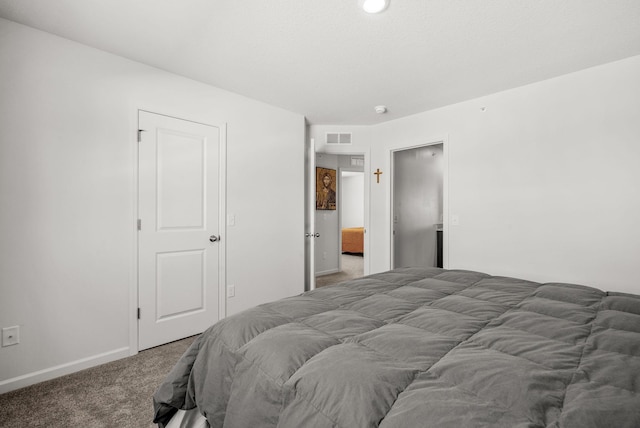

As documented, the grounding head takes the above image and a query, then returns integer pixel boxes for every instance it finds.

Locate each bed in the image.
[342,226,364,253]
[153,267,640,427]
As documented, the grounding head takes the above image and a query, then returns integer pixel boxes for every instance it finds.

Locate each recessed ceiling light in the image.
[359,0,389,14]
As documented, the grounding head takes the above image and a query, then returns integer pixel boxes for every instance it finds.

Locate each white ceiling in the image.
[1,0,639,125]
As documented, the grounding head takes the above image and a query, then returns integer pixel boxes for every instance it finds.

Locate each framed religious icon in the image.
[316,167,337,210]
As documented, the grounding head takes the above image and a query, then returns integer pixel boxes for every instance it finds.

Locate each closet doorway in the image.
[391,143,444,269]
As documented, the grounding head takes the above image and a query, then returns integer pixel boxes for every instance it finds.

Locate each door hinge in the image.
[137,219,142,231]
[137,308,141,319]
[137,129,145,142]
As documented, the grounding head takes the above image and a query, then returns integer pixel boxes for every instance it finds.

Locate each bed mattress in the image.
[153,267,640,427]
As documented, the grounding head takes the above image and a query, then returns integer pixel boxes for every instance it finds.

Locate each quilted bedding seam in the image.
[409,369,518,415]
[594,323,640,336]
[553,298,603,421]
[464,340,577,372]
[439,292,514,308]
[478,323,582,347]
[285,384,347,428]
[568,377,640,396]
[587,343,640,360]
[513,307,591,325]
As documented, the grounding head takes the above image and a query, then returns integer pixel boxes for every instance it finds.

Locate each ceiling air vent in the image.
[326,133,352,145]
[351,157,364,167]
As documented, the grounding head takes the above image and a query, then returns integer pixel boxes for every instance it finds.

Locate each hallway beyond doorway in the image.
[316,253,364,287]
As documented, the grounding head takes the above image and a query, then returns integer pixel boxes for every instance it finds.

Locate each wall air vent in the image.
[326,133,352,145]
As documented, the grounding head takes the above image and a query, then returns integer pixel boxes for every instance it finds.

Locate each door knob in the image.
[314,233,320,237]
[209,235,220,242]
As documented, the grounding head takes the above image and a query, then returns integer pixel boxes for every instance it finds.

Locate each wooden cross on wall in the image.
[374,168,383,183]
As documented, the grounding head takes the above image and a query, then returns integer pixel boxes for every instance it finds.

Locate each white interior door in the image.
[138,111,223,350]
[304,137,316,290]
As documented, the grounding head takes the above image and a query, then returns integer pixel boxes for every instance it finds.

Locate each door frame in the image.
[390,138,448,270]
[307,144,371,290]
[129,109,227,354]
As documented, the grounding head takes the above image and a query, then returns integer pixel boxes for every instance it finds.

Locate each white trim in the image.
[390,136,449,269]
[129,104,140,356]
[442,136,450,269]
[316,268,340,276]
[0,347,130,394]
[218,123,228,320]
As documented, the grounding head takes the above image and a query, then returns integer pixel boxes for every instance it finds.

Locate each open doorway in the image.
[337,169,365,279]
[315,154,366,287]
[391,143,444,269]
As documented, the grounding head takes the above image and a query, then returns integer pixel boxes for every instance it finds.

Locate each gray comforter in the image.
[153,267,640,427]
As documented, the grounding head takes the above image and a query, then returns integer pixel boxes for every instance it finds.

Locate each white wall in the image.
[341,173,364,229]
[0,18,305,392]
[313,55,640,295]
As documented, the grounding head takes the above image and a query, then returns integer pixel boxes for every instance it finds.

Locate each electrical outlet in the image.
[2,326,20,347]
[227,285,235,298]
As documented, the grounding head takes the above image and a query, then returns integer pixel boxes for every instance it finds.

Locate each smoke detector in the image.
[374,105,388,114]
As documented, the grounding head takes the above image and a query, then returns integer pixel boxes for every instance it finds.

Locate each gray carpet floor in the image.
[0,335,197,428]
[1,256,363,427]
[316,253,364,288]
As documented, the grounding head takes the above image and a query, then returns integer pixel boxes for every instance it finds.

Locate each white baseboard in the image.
[316,269,339,276]
[0,346,130,394]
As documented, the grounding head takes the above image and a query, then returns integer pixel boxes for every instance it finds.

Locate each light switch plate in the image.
[2,326,20,347]
[227,285,235,298]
